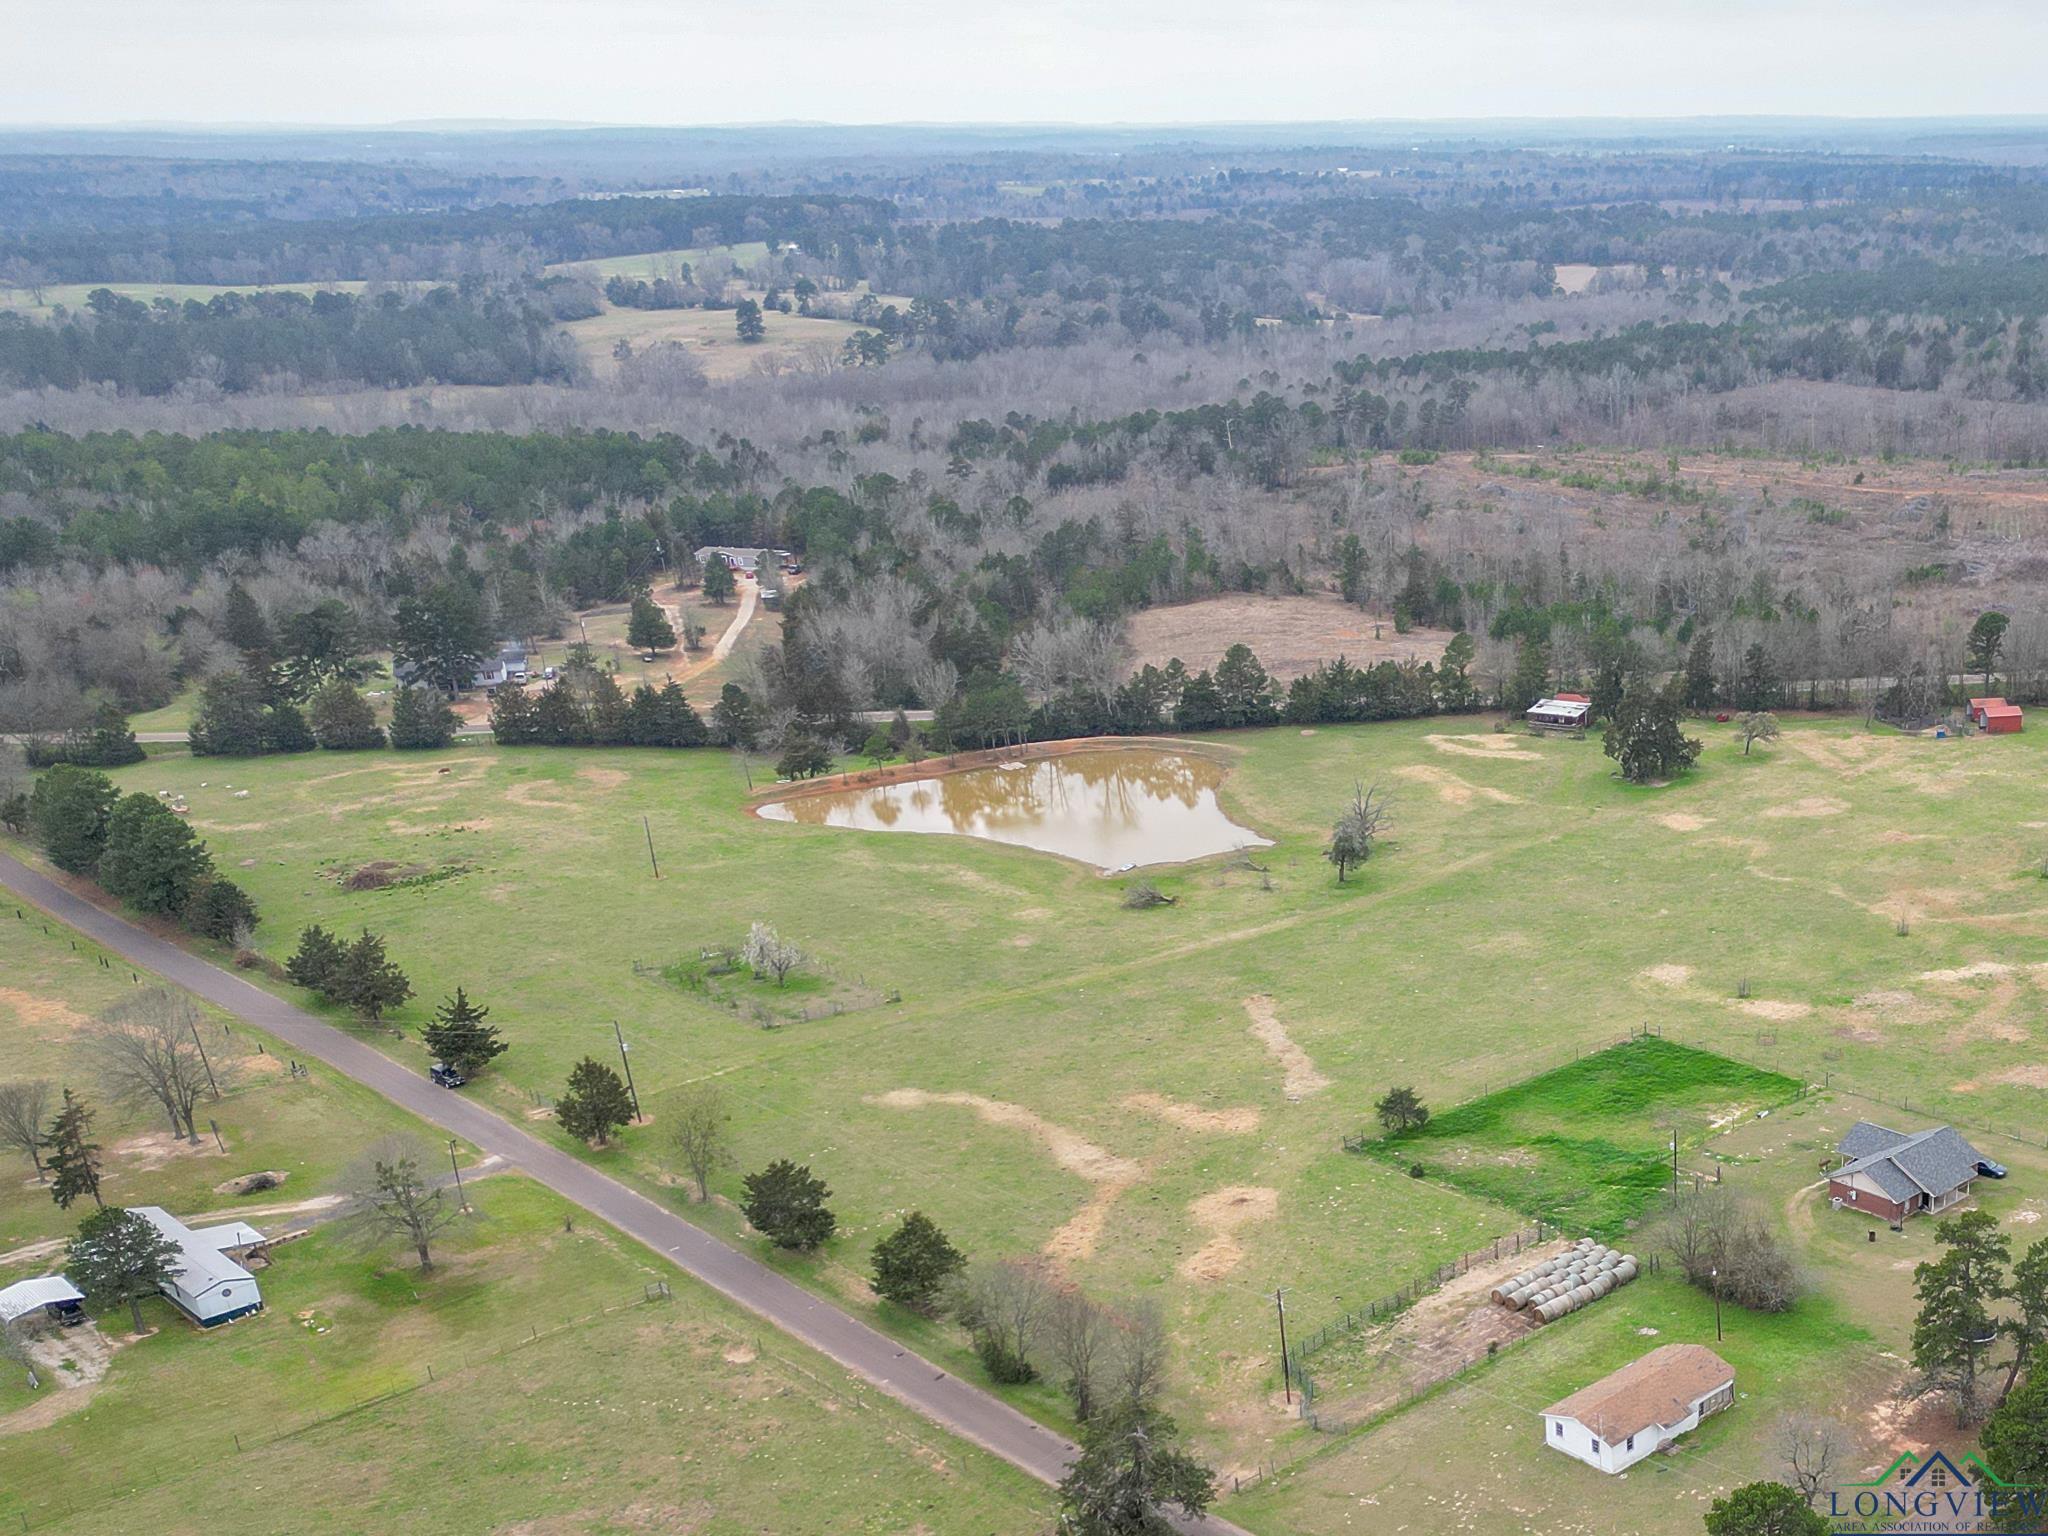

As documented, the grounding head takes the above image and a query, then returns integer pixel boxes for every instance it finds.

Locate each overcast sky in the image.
[7,0,2048,126]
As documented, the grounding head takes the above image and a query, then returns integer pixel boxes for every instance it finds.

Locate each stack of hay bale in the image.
[1488,1237,1639,1323]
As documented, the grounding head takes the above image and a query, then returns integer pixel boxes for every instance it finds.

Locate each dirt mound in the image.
[337,860,428,891]
[1121,1093,1260,1134]
[1243,995,1329,1100]
[214,1170,289,1196]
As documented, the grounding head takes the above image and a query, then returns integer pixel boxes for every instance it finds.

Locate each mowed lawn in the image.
[0,914,1050,1534]
[27,713,2048,1489]
[0,1179,1048,1535]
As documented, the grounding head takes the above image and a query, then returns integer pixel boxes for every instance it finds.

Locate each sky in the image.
[6,0,2048,126]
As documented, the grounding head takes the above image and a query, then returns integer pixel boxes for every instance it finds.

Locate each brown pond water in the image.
[757,748,1271,871]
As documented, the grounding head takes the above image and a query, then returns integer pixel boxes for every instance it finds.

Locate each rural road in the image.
[0,850,1251,1533]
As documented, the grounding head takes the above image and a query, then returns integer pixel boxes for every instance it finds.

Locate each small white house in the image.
[133,1207,266,1327]
[1541,1344,1734,1474]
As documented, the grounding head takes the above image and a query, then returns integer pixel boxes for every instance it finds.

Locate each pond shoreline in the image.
[745,733,1243,814]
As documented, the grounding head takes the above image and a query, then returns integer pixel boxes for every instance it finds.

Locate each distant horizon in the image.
[12,0,2048,128]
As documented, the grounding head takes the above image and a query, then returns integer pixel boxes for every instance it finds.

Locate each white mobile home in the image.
[1542,1344,1734,1474]
[134,1207,266,1327]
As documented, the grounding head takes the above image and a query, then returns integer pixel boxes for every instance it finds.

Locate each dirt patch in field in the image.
[1243,995,1330,1100]
[1764,795,1849,819]
[1730,999,1813,1020]
[1179,1186,1278,1281]
[388,816,495,836]
[1393,763,1523,806]
[0,987,89,1033]
[109,1131,226,1172]
[0,1325,124,1438]
[1874,829,1936,846]
[1124,594,1452,680]
[1920,960,2024,983]
[505,782,583,812]
[332,859,428,891]
[1641,963,1694,988]
[1657,813,1712,832]
[870,1090,1138,1183]
[1046,1181,1135,1265]
[1423,733,1543,762]
[576,766,629,792]
[1990,1063,2048,1089]
[1121,1093,1260,1135]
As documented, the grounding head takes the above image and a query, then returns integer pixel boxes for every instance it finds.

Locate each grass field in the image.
[0,280,370,315]
[0,896,1050,1533]
[11,711,2048,1525]
[1366,1039,1805,1234]
[545,242,773,283]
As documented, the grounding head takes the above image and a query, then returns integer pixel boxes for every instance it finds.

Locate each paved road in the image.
[0,850,1249,1532]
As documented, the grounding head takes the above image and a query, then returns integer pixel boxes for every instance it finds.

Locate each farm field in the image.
[0,280,370,314]
[11,711,2048,1515]
[0,896,1050,1533]
[545,241,773,282]
[1124,593,1454,679]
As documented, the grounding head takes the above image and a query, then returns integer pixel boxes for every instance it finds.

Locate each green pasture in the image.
[1367,1038,1805,1234]
[12,713,2048,1488]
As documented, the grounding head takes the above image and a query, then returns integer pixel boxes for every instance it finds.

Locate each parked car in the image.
[429,1062,467,1089]
[1978,1158,2010,1179]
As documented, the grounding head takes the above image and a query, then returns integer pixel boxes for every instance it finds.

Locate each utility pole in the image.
[642,815,660,879]
[612,1020,641,1121]
[188,1014,220,1099]
[1711,1266,1723,1342]
[1274,1288,1293,1406]
[1671,1129,1679,1198]
[448,1138,469,1212]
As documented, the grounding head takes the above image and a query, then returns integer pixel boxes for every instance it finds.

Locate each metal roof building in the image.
[133,1206,267,1327]
[0,1275,86,1328]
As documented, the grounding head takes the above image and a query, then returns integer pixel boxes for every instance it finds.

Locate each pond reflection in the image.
[758,749,1271,871]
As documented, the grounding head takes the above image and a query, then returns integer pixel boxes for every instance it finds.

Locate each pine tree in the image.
[711,682,757,747]
[587,671,630,746]
[702,559,737,606]
[626,591,678,652]
[220,582,272,659]
[657,680,706,745]
[98,793,215,916]
[27,765,117,874]
[287,924,346,992]
[1981,1343,2048,1530]
[182,876,259,944]
[389,686,459,750]
[42,1090,103,1211]
[1735,642,1779,713]
[741,1159,836,1250]
[332,931,413,1023]
[66,1206,181,1332]
[1602,682,1703,784]
[871,1212,966,1313]
[1057,1402,1215,1535]
[308,680,386,750]
[1505,638,1550,715]
[1682,628,1718,712]
[422,988,507,1076]
[556,1057,634,1146]
[488,685,540,746]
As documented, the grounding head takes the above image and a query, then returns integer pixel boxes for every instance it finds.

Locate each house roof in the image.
[1983,705,2023,720]
[1553,692,1592,703]
[1528,698,1591,716]
[132,1206,260,1297]
[1544,1344,1734,1442]
[1970,697,2006,710]
[1836,1122,1984,1200]
[0,1275,85,1326]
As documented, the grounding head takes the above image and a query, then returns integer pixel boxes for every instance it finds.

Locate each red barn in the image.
[1982,703,2024,734]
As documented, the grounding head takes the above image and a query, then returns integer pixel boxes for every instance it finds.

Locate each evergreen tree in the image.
[625,683,665,745]
[66,1206,181,1332]
[1968,611,2011,691]
[1174,669,1226,731]
[1602,682,1703,784]
[1913,1208,2011,1425]
[183,876,259,944]
[701,558,737,606]
[1981,1344,2048,1531]
[1504,637,1550,715]
[626,591,678,651]
[587,671,630,746]
[871,1212,966,1313]
[1735,642,1779,713]
[776,737,832,780]
[1213,644,1276,727]
[734,298,766,343]
[488,685,540,745]
[711,682,757,747]
[531,681,588,745]
[1682,629,1719,712]
[741,1159,836,1250]
[35,702,145,767]
[421,988,507,1076]
[28,765,117,874]
[97,792,215,916]
[308,679,386,750]
[275,599,371,698]
[220,582,272,659]
[393,581,491,694]
[1436,632,1477,711]
[188,671,272,756]
[42,1090,103,1211]
[264,699,317,754]
[657,680,706,745]
[1057,1402,1215,1536]
[1703,1482,1828,1536]
[389,686,460,750]
[286,924,346,993]
[556,1057,634,1146]
[331,930,413,1023]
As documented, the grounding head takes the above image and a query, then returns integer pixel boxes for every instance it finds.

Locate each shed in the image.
[0,1275,86,1328]
[1982,704,2024,735]
[1542,1344,1735,1474]
[133,1206,266,1327]
[1526,697,1591,732]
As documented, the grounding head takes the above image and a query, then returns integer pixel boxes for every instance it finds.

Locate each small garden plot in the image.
[650,926,893,1027]
[1362,1039,1803,1234]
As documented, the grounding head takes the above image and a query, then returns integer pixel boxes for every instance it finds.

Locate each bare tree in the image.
[1106,1297,1171,1412]
[742,922,804,987]
[1774,1412,1848,1508]
[955,1258,1056,1383]
[665,1082,731,1202]
[0,1079,53,1179]
[345,1137,465,1271]
[1046,1285,1116,1422]
[81,991,226,1143]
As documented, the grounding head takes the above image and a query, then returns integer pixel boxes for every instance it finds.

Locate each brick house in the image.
[1830,1122,1985,1223]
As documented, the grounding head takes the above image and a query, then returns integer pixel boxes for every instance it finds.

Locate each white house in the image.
[1541,1344,1734,1474]
[134,1207,266,1327]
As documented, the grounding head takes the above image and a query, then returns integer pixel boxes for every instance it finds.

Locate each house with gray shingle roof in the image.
[1829,1121,1985,1223]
